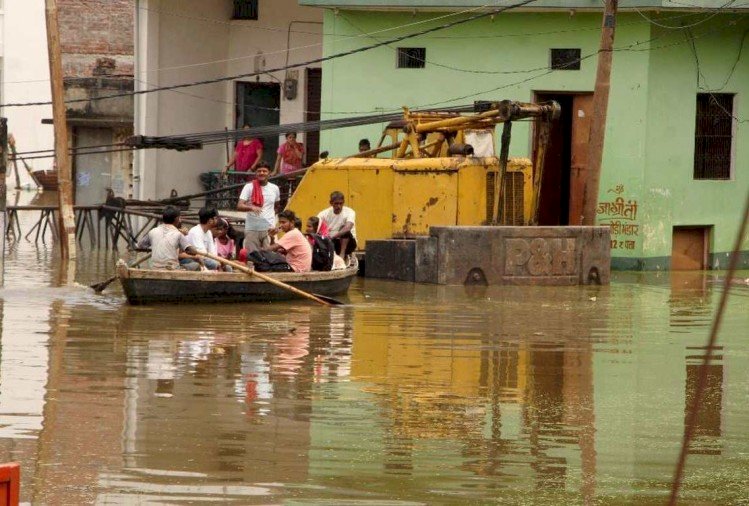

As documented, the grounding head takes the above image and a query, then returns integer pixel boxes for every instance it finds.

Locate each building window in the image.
[694,93,734,180]
[397,47,426,69]
[550,48,581,70]
[232,0,258,20]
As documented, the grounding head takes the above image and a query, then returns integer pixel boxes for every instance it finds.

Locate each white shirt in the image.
[239,182,281,231]
[187,224,217,255]
[317,206,357,239]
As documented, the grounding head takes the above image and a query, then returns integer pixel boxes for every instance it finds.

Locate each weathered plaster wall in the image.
[227,0,323,141]
[642,16,749,268]
[136,0,231,199]
[135,0,323,199]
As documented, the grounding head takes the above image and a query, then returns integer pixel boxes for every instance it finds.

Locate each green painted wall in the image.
[642,19,749,267]
[318,10,748,268]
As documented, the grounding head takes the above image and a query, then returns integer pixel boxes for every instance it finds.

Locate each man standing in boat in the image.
[237,162,280,252]
[137,206,203,270]
[317,191,357,261]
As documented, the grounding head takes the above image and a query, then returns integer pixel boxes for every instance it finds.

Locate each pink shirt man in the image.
[276,228,312,272]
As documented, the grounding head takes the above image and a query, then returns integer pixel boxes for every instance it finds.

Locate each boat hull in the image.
[117,264,357,305]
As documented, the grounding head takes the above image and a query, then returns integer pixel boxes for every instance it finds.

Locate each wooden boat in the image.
[116,260,358,305]
[32,169,58,191]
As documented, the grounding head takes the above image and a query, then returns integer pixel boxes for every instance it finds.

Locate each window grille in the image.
[550,48,581,70]
[397,47,426,69]
[233,0,258,20]
[694,93,734,180]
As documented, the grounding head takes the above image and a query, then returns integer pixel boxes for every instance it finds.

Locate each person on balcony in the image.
[274,132,304,176]
[222,124,263,177]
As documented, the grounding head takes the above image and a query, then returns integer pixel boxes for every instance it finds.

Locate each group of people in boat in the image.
[137,127,362,273]
[138,163,356,274]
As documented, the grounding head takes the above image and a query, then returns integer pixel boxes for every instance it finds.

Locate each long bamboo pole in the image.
[45,0,77,264]
[581,0,618,224]
[0,118,7,286]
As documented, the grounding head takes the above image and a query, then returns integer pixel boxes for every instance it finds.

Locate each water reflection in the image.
[0,213,747,503]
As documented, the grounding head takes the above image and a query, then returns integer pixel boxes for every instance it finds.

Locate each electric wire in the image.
[11,11,748,159]
[417,15,748,108]
[2,1,506,84]
[0,0,538,109]
[634,0,738,29]
[4,7,739,87]
[686,24,748,123]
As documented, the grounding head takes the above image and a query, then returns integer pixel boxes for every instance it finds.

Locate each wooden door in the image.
[305,68,322,165]
[672,227,709,270]
[569,94,594,225]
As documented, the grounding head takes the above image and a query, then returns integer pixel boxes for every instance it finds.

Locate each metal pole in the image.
[0,118,7,286]
[581,0,618,225]
[492,121,512,224]
[45,0,77,264]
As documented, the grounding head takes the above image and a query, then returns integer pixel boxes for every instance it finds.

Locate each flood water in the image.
[1,196,748,504]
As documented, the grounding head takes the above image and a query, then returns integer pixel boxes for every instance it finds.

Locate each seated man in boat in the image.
[237,162,281,253]
[183,207,223,271]
[265,210,312,272]
[137,206,204,271]
[317,191,357,261]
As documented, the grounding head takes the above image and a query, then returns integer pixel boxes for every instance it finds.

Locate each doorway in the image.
[672,226,710,270]
[534,92,593,226]
[235,82,281,166]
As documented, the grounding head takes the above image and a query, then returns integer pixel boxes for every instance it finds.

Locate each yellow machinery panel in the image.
[349,166,394,246]
[285,156,532,248]
[457,162,489,226]
[285,165,348,223]
[392,166,458,237]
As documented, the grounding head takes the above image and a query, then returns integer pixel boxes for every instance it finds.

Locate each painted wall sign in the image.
[598,185,639,251]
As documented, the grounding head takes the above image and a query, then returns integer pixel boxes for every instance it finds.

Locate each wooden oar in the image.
[91,254,151,293]
[196,251,343,306]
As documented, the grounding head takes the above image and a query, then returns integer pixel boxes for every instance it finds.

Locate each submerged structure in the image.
[286,100,611,285]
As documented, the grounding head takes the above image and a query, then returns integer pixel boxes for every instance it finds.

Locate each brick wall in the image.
[58,0,134,78]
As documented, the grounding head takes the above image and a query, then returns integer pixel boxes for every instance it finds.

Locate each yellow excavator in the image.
[285,100,560,249]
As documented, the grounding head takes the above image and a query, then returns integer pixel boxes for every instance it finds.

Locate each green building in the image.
[299,0,748,270]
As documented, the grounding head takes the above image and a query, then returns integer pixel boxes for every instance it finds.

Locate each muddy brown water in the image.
[1,198,748,504]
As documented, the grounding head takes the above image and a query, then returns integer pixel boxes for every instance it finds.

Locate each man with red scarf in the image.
[237,162,280,252]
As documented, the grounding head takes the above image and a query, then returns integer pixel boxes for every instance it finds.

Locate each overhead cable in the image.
[0,0,538,109]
